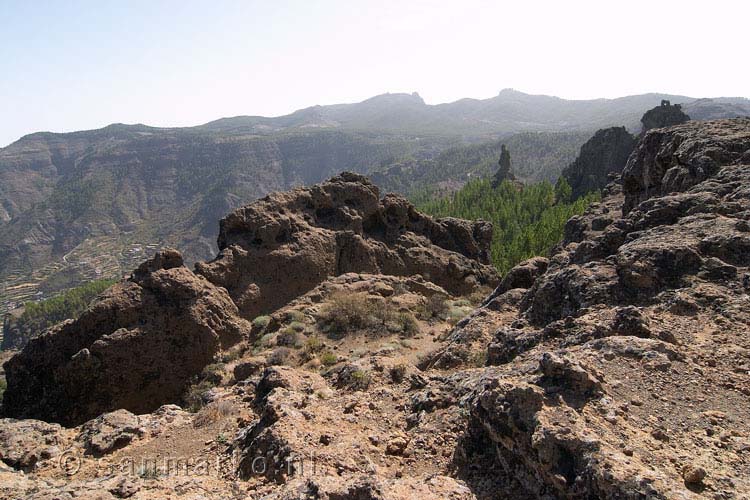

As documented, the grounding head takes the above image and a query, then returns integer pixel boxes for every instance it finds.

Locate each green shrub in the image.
[182,363,225,412]
[200,363,225,386]
[285,310,306,323]
[419,294,449,320]
[276,328,302,348]
[350,369,371,390]
[304,335,324,353]
[447,306,471,325]
[319,292,376,336]
[288,321,306,332]
[395,312,419,337]
[318,351,338,366]
[467,287,493,305]
[183,380,216,413]
[469,350,488,367]
[252,316,271,330]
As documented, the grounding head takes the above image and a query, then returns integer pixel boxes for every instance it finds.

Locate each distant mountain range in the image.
[1,90,748,315]
[198,89,750,137]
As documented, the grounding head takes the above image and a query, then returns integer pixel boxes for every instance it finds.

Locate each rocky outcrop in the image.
[641,100,690,132]
[76,409,144,457]
[467,119,750,498]
[492,144,518,187]
[0,419,64,472]
[622,117,750,213]
[561,127,637,199]
[197,172,499,319]
[1,249,250,426]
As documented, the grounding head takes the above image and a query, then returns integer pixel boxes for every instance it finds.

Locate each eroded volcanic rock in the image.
[465,118,750,497]
[196,172,499,319]
[640,100,690,132]
[1,249,250,426]
[561,126,637,199]
[622,117,750,213]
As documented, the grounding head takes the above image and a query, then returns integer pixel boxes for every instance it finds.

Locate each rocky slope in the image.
[0,119,748,500]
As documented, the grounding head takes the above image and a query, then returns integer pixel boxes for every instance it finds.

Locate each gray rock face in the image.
[561,127,637,199]
[76,409,144,457]
[622,118,750,214]
[494,257,549,295]
[197,172,500,319]
[1,249,251,426]
[0,419,64,472]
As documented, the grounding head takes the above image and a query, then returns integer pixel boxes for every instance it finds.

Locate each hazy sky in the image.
[2,0,748,147]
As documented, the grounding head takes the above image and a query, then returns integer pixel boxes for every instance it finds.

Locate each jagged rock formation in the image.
[196,172,499,319]
[641,100,691,132]
[622,118,750,213]
[561,127,637,199]
[491,144,517,187]
[1,249,250,425]
[464,118,750,497]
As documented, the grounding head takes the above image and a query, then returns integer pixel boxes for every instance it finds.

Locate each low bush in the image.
[389,364,407,383]
[193,400,236,428]
[288,321,306,332]
[267,347,292,366]
[350,369,371,390]
[319,292,377,336]
[285,310,306,323]
[395,312,419,337]
[276,328,302,347]
[318,351,338,366]
[419,294,449,320]
[252,316,271,330]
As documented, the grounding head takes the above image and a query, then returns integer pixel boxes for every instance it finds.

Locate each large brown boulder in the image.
[1,249,250,426]
[197,172,499,319]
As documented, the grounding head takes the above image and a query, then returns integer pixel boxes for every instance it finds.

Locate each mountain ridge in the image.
[6,90,749,148]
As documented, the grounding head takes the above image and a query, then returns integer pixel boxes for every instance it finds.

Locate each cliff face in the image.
[561,126,637,198]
